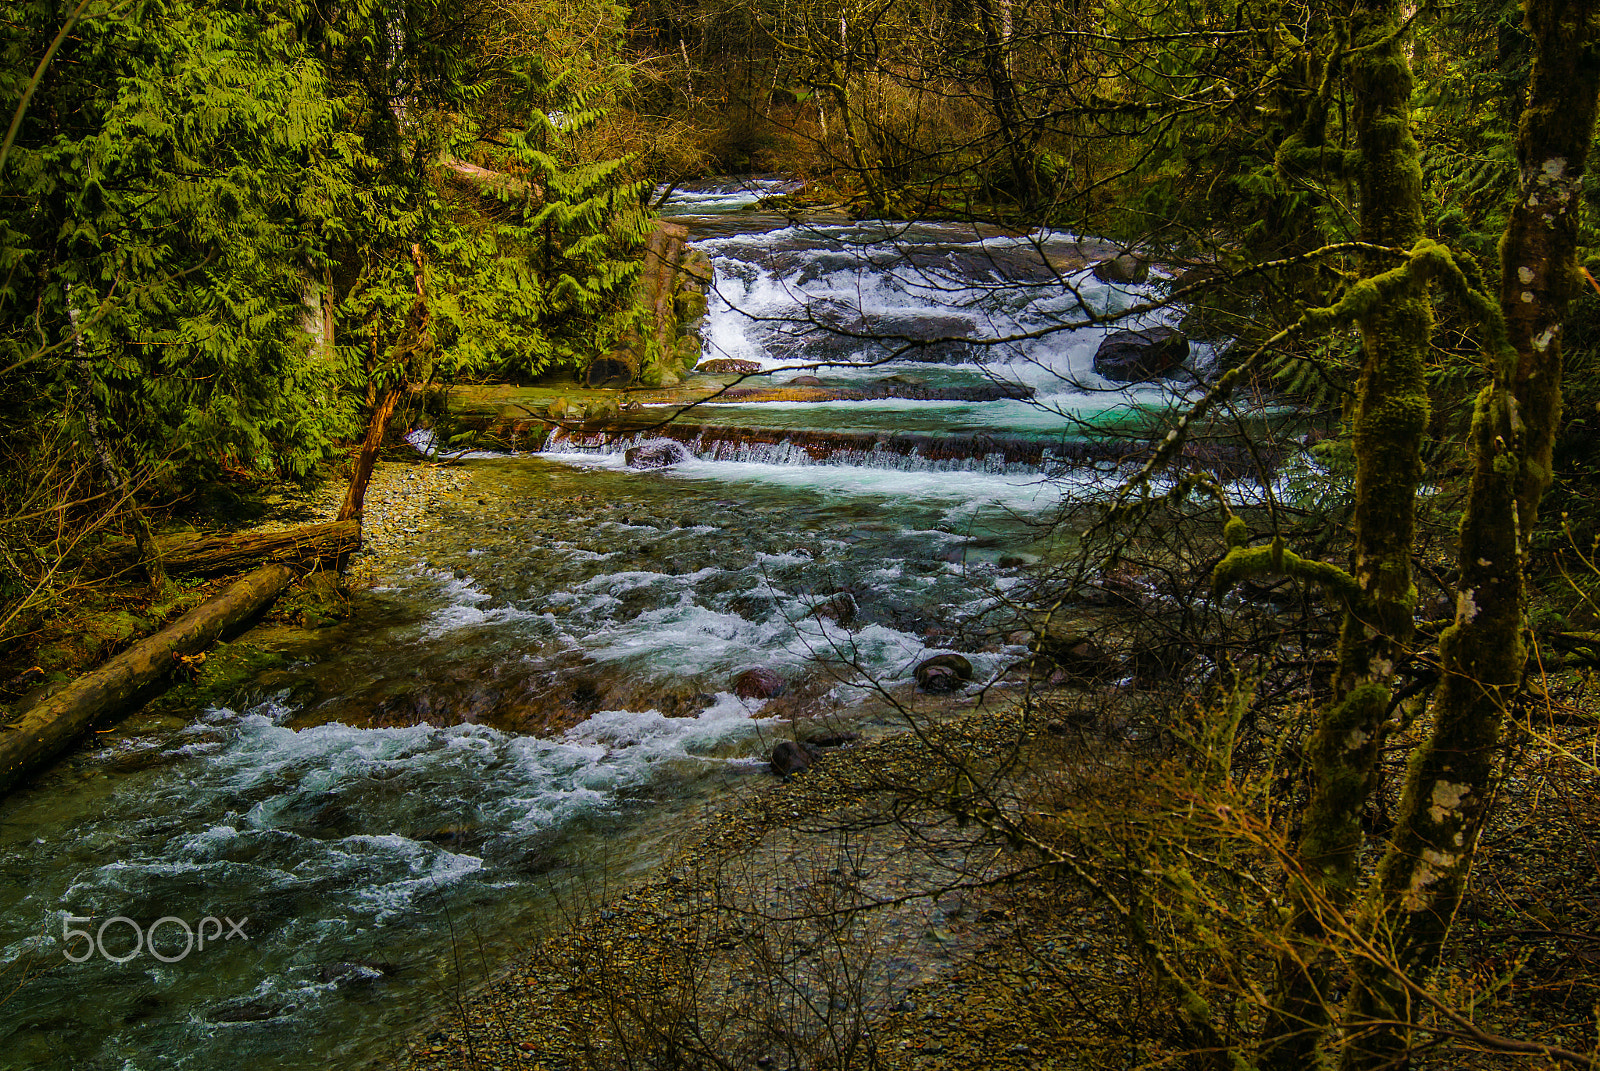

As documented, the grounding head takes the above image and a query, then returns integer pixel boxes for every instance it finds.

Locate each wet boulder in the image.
[1091,253,1149,284]
[700,358,763,375]
[915,653,973,694]
[624,439,690,469]
[787,375,825,386]
[1093,327,1190,383]
[771,739,821,777]
[812,592,857,626]
[734,667,786,699]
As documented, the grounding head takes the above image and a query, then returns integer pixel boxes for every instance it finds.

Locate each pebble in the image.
[259,461,476,587]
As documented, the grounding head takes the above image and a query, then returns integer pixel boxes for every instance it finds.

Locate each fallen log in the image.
[0,563,296,796]
[157,519,360,577]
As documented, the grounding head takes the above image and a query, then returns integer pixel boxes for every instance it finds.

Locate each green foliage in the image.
[1414,0,1530,261]
[1,0,360,483]
[493,64,655,375]
[0,0,652,487]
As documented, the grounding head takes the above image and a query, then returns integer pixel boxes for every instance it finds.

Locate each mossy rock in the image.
[675,290,709,322]
[144,641,296,718]
[274,572,351,630]
[681,249,713,282]
[585,397,622,422]
[547,397,586,421]
[639,364,685,388]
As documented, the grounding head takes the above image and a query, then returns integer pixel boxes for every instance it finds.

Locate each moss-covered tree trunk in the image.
[1264,1,1431,1064]
[1337,3,1600,1067]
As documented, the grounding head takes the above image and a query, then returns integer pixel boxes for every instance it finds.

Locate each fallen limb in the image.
[0,562,296,796]
[155,519,359,577]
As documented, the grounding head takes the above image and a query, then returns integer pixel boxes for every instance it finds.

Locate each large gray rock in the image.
[770,739,820,777]
[915,653,973,693]
[1093,327,1190,382]
[624,439,690,469]
[1092,254,1149,284]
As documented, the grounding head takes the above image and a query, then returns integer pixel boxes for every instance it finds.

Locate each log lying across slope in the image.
[160,519,361,576]
[0,563,296,795]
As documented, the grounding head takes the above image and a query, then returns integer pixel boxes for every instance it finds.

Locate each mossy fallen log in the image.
[158,520,361,577]
[0,563,296,796]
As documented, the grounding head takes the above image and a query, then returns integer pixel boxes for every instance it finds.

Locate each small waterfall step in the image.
[538,422,1278,478]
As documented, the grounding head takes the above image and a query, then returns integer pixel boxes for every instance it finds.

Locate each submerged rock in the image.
[624,439,690,469]
[1093,327,1189,382]
[318,960,392,986]
[207,1000,292,1023]
[915,653,973,693]
[733,667,786,699]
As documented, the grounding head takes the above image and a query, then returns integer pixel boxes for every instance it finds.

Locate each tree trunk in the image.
[824,59,889,218]
[1265,0,1431,1064]
[156,520,360,577]
[0,563,296,797]
[338,386,401,522]
[1338,4,1600,1067]
[340,242,427,522]
[975,0,1037,210]
[69,282,166,594]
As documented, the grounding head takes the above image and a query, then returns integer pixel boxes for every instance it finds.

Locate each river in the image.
[0,178,1230,1070]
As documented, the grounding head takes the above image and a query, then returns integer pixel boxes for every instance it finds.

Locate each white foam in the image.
[564,692,776,761]
[657,178,796,215]
[405,427,512,460]
[691,220,1200,413]
[415,569,537,639]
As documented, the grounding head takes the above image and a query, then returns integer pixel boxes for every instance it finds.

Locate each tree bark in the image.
[0,563,296,797]
[975,0,1037,210]
[337,385,401,522]
[1339,4,1600,1067]
[339,242,427,522]
[155,520,360,577]
[1265,0,1432,1064]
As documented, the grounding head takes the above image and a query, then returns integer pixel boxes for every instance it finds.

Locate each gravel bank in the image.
[391,706,1119,1071]
[256,459,477,585]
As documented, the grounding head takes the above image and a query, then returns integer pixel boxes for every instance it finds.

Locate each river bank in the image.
[394,704,1139,1071]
